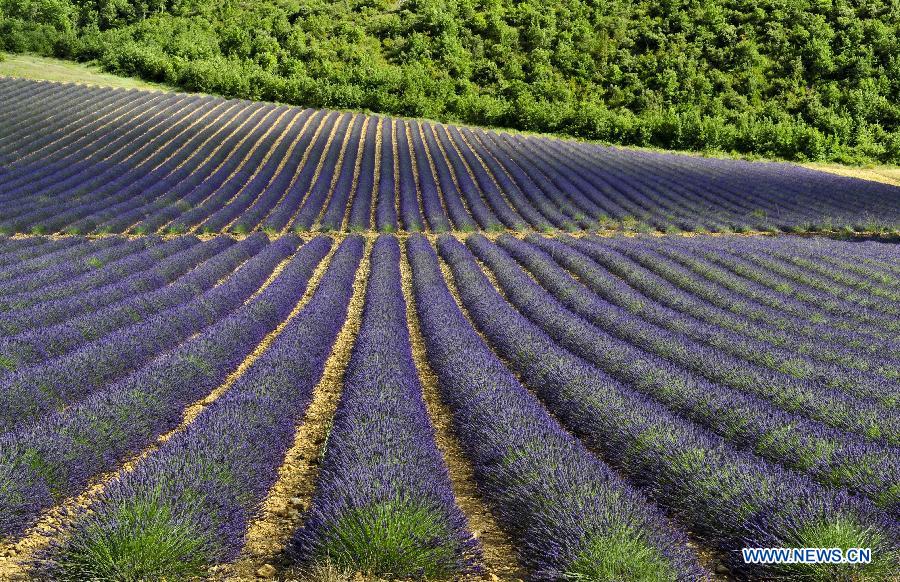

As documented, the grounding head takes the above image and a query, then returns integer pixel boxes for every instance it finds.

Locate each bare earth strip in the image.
[804,163,900,188]
[399,248,525,581]
[228,239,372,581]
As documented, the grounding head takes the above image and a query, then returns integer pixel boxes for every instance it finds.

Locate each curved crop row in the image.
[526,235,900,395]
[407,234,707,580]
[0,236,332,539]
[468,234,898,511]
[292,236,479,577]
[1,79,898,235]
[437,235,898,579]
[36,236,361,580]
[522,237,900,437]
[0,236,188,312]
[0,234,295,431]
[0,236,228,339]
[0,235,250,369]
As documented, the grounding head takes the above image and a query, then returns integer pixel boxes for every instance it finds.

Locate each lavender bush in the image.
[0,237,333,540]
[437,235,898,579]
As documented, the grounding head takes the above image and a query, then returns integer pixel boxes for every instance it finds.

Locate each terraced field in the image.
[2,78,899,236]
[0,77,898,581]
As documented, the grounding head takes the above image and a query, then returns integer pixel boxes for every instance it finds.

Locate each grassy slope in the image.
[0,53,175,92]
[2,53,899,190]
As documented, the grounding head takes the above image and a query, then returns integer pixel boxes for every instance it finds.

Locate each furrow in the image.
[232,239,372,579]
[399,250,524,580]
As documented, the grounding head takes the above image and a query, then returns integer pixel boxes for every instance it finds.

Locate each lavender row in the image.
[187,109,316,233]
[0,84,147,169]
[0,237,56,257]
[731,237,900,301]
[292,236,478,577]
[501,236,900,445]
[3,79,897,234]
[260,110,342,233]
[394,119,426,231]
[534,235,900,386]
[407,234,707,580]
[0,237,85,270]
[346,115,379,231]
[0,236,211,337]
[522,236,900,407]
[110,104,274,234]
[0,88,161,196]
[0,93,188,230]
[727,239,900,312]
[632,237,900,339]
[0,236,332,541]
[0,84,127,158]
[35,236,345,579]
[0,235,245,367]
[669,237,900,332]
[0,237,183,312]
[318,117,367,231]
[29,99,246,235]
[290,114,360,232]
[5,95,203,227]
[0,238,145,298]
[39,99,240,236]
[0,234,294,432]
[437,235,899,578]
[98,103,278,235]
[2,91,191,202]
[469,234,899,511]
[0,237,99,284]
[0,80,96,155]
[375,117,399,232]
[32,99,272,236]
[566,236,900,359]
[164,106,301,233]
[227,109,327,233]
[450,126,551,231]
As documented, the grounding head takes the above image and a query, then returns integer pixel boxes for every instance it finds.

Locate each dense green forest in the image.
[2,0,899,163]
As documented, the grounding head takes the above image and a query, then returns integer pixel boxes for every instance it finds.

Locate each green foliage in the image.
[0,354,15,371]
[316,500,464,578]
[2,0,900,162]
[567,527,675,581]
[52,494,213,580]
[779,517,898,581]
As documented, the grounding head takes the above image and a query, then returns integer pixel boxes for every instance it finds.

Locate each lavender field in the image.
[0,77,898,581]
[2,78,900,236]
[0,231,895,581]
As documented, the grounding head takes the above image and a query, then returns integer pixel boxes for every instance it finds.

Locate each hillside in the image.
[2,0,900,164]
